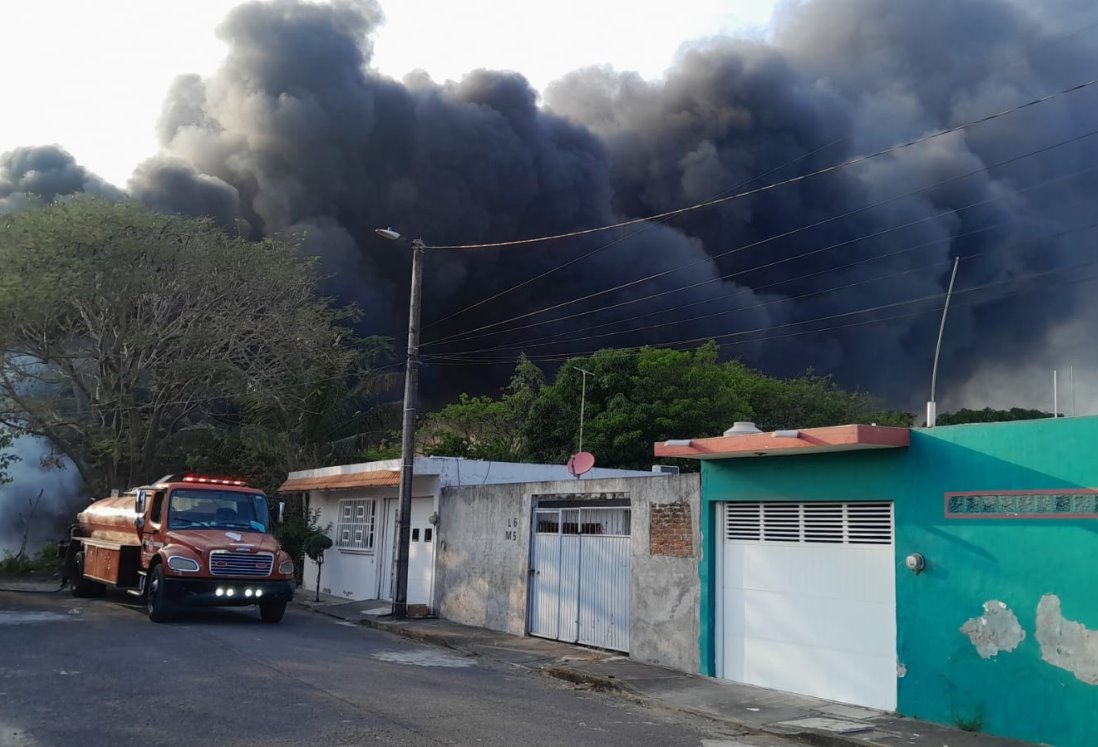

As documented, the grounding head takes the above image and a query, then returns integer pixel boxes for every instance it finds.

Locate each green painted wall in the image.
[700,416,1098,746]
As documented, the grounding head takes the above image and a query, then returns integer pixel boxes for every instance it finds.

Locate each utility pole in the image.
[927,257,960,427]
[575,367,593,452]
[376,229,425,619]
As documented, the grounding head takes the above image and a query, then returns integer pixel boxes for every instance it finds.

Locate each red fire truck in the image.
[60,474,295,622]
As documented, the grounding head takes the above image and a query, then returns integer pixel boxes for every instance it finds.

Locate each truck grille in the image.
[209,550,273,577]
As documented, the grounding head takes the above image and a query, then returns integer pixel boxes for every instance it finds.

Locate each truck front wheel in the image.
[145,565,174,623]
[69,551,105,598]
[259,599,286,623]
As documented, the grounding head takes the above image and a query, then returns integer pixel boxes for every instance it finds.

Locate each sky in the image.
[3,0,777,188]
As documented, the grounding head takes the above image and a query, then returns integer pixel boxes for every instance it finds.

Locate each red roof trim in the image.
[653,424,909,460]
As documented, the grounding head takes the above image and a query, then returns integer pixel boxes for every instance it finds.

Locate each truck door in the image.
[141,490,167,569]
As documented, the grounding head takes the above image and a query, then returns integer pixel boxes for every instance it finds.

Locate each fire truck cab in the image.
[61,474,295,623]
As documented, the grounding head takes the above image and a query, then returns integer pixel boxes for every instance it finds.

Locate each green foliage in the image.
[0,198,371,493]
[0,428,16,486]
[421,354,545,460]
[423,343,913,471]
[524,344,752,469]
[302,532,334,562]
[936,407,1053,425]
[275,506,326,586]
[0,543,60,577]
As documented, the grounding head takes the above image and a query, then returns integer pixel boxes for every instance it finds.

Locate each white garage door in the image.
[720,501,896,711]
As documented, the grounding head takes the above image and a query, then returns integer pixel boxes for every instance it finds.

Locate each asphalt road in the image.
[0,587,791,747]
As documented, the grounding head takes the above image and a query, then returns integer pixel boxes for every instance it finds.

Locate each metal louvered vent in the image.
[724,502,892,545]
[725,503,761,540]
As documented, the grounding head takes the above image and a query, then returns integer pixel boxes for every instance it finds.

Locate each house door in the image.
[719,501,896,711]
[378,499,398,600]
[528,506,630,652]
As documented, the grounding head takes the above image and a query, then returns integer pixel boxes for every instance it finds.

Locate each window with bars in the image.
[724,501,892,545]
[535,507,631,536]
[336,499,377,551]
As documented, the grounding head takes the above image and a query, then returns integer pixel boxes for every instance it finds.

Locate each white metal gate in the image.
[529,506,631,652]
[719,501,896,711]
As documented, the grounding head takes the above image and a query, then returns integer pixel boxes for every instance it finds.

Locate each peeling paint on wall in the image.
[960,600,1025,659]
[1036,594,1098,685]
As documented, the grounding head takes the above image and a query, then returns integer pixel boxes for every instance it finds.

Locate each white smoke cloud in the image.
[0,435,83,558]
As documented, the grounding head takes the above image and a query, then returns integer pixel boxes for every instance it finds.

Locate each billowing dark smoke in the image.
[10,0,1098,411]
[0,146,122,214]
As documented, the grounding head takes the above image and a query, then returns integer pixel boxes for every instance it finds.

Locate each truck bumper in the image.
[161,577,295,608]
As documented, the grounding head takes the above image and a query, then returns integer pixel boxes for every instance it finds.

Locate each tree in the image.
[302,530,333,603]
[0,429,15,486]
[936,407,1053,425]
[168,336,402,494]
[0,198,358,494]
[424,342,914,471]
[523,343,752,469]
[745,371,914,431]
[420,354,545,460]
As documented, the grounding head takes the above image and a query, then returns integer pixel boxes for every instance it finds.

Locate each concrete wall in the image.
[435,473,701,673]
[700,416,1098,747]
[291,458,653,605]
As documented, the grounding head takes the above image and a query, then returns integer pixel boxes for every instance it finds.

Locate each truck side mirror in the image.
[278,501,286,524]
[135,489,147,514]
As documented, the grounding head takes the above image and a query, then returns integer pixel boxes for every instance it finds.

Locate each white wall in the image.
[434,474,702,673]
[291,457,656,605]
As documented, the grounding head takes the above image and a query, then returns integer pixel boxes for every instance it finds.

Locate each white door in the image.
[378,497,435,605]
[529,506,630,652]
[406,497,435,606]
[720,501,896,711]
[378,499,398,600]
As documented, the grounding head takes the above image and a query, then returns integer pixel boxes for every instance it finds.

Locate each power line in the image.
[424,125,1098,348]
[421,191,1098,357]
[420,256,1098,365]
[424,135,849,330]
[434,219,1097,358]
[425,74,1098,251]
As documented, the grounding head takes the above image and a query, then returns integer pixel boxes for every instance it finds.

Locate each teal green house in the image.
[656,417,1098,747]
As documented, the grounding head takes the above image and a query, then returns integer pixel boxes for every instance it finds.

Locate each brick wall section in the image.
[649,502,694,557]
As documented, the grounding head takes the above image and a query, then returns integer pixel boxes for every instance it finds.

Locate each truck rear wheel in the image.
[69,551,105,598]
[259,599,286,623]
[145,565,174,623]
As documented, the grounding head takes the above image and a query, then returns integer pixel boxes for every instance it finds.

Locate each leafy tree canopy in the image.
[0,198,368,493]
[935,407,1053,425]
[0,428,16,486]
[422,343,912,471]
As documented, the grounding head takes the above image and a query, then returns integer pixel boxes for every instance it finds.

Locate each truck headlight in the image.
[278,559,294,575]
[167,555,200,572]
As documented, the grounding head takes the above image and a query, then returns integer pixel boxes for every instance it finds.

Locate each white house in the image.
[278,456,652,608]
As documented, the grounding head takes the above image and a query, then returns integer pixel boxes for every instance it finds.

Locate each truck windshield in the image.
[167,489,270,533]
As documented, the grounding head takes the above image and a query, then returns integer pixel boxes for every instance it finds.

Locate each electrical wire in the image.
[420,255,1098,365]
[424,135,849,330]
[417,187,1098,356]
[423,124,1098,348]
[424,75,1098,251]
[430,219,1097,358]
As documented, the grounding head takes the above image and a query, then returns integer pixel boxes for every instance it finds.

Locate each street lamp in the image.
[375,227,426,618]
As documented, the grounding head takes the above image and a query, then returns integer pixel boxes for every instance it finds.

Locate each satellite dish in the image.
[567,452,596,477]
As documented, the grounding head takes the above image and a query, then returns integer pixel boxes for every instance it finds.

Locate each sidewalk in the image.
[294,593,1037,747]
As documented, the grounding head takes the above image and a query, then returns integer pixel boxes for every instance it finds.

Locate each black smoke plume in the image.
[13,0,1098,412]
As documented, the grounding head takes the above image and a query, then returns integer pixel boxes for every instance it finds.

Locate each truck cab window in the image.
[150,492,165,523]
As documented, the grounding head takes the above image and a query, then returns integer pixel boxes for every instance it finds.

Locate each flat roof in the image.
[653,424,909,460]
[278,469,402,492]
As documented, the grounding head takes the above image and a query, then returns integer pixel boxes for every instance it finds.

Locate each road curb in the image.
[295,600,895,747]
[540,665,631,693]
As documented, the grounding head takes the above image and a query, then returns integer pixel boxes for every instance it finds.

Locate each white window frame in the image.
[336,498,377,553]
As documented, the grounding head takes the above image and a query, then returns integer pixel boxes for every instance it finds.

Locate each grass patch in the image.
[0,544,60,577]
